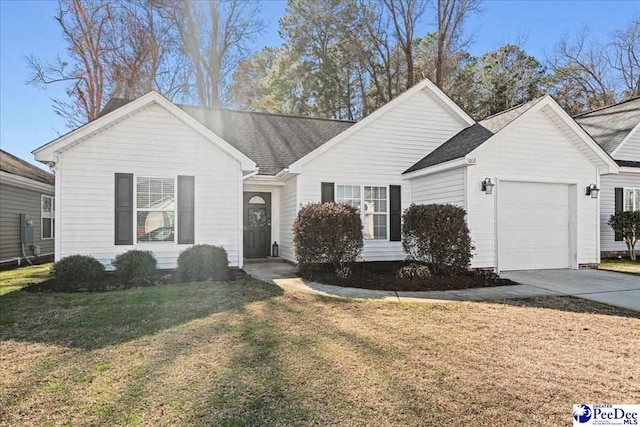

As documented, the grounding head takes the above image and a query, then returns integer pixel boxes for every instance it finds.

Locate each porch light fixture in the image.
[586,183,600,199]
[481,178,495,195]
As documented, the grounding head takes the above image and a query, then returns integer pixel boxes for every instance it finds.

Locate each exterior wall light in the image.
[586,184,600,199]
[481,178,495,195]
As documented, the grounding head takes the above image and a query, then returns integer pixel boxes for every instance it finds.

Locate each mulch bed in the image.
[300,261,518,292]
[23,268,249,293]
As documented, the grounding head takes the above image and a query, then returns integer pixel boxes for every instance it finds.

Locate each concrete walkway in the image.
[243,262,565,304]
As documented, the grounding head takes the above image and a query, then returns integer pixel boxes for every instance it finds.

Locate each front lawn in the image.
[0,263,52,296]
[1,268,638,426]
[599,258,640,275]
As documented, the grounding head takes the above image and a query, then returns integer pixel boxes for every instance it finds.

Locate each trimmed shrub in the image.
[293,202,363,273]
[112,250,157,285]
[176,244,229,282]
[609,210,640,260]
[52,255,105,290]
[402,203,474,276]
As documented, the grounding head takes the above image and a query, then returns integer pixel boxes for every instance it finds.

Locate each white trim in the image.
[244,175,286,186]
[238,170,244,268]
[41,194,55,240]
[288,79,475,172]
[402,158,472,180]
[611,122,640,157]
[0,171,54,193]
[33,91,257,172]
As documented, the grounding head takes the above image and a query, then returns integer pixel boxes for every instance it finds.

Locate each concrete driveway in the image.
[501,269,640,311]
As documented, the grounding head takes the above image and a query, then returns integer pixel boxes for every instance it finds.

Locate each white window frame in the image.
[623,187,640,212]
[134,175,177,243]
[41,194,55,240]
[335,184,389,241]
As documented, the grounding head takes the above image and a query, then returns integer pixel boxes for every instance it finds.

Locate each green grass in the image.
[599,258,640,275]
[0,263,52,295]
[1,266,638,426]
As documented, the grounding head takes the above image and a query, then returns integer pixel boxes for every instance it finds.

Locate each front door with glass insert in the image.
[243,192,271,258]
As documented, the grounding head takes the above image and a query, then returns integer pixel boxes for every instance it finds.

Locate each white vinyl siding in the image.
[466,107,600,269]
[278,176,297,262]
[56,103,243,269]
[298,87,466,261]
[410,168,465,207]
[615,128,640,162]
[600,173,640,253]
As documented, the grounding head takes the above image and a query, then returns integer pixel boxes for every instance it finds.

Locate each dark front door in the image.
[243,192,272,258]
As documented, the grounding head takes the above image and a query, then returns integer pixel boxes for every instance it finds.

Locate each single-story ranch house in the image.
[0,149,55,266]
[574,98,640,258]
[33,79,635,271]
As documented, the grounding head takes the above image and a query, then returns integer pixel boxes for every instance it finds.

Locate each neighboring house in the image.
[32,79,618,272]
[0,149,55,266]
[574,97,640,257]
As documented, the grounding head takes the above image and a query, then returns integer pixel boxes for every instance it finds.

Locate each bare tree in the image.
[381,0,428,89]
[157,0,265,107]
[28,0,111,127]
[610,15,640,99]
[28,0,191,127]
[547,28,616,113]
[434,0,480,89]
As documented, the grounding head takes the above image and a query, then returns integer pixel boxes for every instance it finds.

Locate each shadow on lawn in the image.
[492,296,640,319]
[0,279,284,350]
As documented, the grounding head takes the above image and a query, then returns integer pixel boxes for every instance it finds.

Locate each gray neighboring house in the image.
[574,97,640,257]
[0,149,55,266]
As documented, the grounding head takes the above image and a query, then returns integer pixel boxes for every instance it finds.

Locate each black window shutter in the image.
[389,185,402,241]
[178,175,195,244]
[614,187,624,241]
[321,182,334,203]
[114,173,133,245]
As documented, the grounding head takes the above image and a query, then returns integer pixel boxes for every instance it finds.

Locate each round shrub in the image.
[293,202,363,273]
[402,203,474,276]
[176,245,229,282]
[52,255,105,290]
[112,250,157,285]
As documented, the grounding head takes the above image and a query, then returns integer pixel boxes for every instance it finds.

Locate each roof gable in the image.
[32,92,257,172]
[0,150,54,185]
[574,97,640,154]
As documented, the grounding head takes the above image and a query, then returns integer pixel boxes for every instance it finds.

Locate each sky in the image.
[0,0,638,169]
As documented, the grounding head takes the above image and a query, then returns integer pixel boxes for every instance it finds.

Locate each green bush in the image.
[52,255,105,290]
[609,210,640,261]
[176,245,229,282]
[112,250,157,285]
[402,203,474,276]
[293,202,363,273]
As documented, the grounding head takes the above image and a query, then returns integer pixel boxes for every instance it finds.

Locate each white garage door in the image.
[498,182,570,271]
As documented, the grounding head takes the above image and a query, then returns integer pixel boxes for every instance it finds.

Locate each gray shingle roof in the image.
[99,98,355,176]
[617,160,640,168]
[573,97,640,154]
[404,97,546,174]
[404,124,493,173]
[1,149,54,185]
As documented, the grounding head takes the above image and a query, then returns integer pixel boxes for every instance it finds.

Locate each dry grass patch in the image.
[599,258,640,275]
[0,274,638,426]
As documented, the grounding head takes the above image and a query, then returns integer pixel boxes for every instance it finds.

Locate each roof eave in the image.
[402,157,473,180]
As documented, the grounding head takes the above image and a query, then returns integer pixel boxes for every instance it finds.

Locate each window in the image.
[336,185,387,240]
[41,195,54,239]
[624,188,640,212]
[136,177,175,242]
[248,195,266,205]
